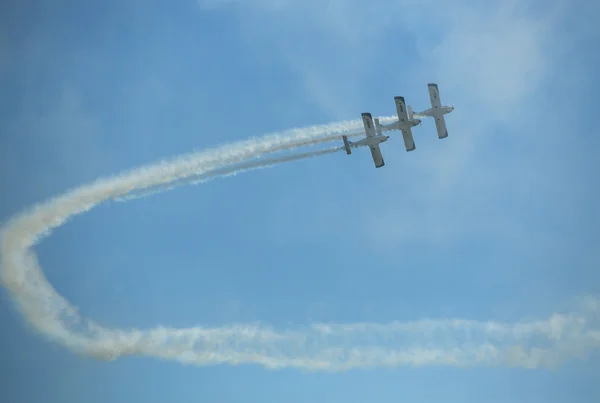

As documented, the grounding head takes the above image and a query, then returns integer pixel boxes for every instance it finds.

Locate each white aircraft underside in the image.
[342,83,453,169]
[411,83,454,139]
[377,96,421,152]
[342,112,389,168]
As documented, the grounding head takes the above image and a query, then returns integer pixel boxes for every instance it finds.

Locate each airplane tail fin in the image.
[374,118,383,136]
[342,135,352,155]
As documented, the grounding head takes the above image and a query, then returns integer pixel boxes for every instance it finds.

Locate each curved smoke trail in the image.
[1,117,599,371]
[116,145,345,202]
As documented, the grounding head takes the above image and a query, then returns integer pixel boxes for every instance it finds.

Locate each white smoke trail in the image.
[1,118,599,371]
[116,145,345,202]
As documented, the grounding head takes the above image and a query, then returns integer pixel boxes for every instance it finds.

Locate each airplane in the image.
[377,96,421,152]
[342,112,390,168]
[413,83,454,139]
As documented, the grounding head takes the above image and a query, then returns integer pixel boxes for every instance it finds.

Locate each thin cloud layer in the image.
[197,0,563,119]
[1,0,596,377]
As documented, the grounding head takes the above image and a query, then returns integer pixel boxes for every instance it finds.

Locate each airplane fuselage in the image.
[379,118,421,133]
[351,134,389,148]
[401,119,421,128]
[419,105,454,117]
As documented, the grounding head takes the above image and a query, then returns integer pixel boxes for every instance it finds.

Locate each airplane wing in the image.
[434,116,449,139]
[428,83,442,108]
[401,128,416,152]
[369,144,385,168]
[394,96,409,122]
[361,112,376,138]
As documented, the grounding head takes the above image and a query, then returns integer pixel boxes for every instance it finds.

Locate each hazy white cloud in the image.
[201,0,573,251]
[1,0,595,373]
[198,1,563,118]
[198,0,404,118]
[250,2,596,271]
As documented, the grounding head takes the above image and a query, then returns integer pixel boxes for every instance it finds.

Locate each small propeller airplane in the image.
[341,83,454,168]
[411,83,454,139]
[342,112,390,168]
[377,95,422,152]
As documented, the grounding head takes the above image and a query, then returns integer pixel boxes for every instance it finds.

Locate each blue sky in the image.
[1,0,600,402]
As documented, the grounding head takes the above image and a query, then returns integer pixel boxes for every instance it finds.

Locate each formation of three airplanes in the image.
[342,83,454,168]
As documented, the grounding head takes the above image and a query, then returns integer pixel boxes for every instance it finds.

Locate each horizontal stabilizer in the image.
[342,135,352,154]
[374,118,383,136]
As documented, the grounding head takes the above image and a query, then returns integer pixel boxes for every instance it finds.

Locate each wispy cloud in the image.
[195,2,600,346]
[1,0,596,374]
[198,0,411,118]
[208,0,591,259]
[198,1,563,118]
